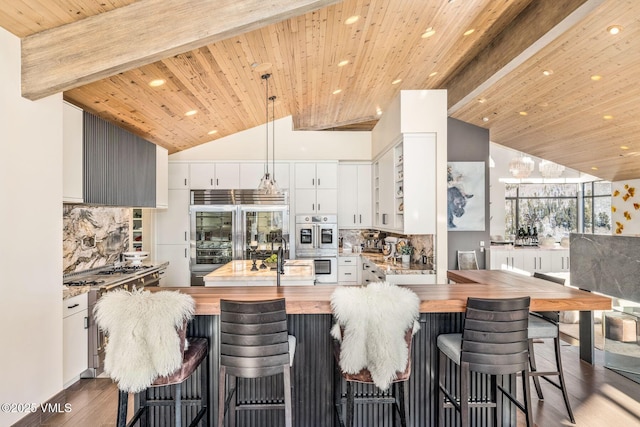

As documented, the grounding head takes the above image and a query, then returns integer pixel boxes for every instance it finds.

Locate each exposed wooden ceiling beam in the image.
[446,0,601,113]
[21,0,340,100]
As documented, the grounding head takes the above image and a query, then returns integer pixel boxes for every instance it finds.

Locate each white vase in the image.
[401,254,410,264]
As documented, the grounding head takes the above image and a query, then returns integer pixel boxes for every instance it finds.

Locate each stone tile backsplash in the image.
[339,229,434,264]
[63,205,130,274]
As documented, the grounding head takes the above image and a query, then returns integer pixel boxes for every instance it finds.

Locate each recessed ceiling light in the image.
[519,111,528,116]
[332,89,342,95]
[376,107,383,116]
[421,27,436,38]
[391,79,402,85]
[542,69,553,76]
[185,110,197,116]
[482,117,489,122]
[591,166,599,171]
[463,29,475,36]
[620,145,630,150]
[338,60,349,67]
[591,75,602,81]
[603,115,613,120]
[607,25,622,35]
[344,15,359,25]
[149,79,165,87]
[478,98,487,104]
[208,130,218,135]
[429,71,438,77]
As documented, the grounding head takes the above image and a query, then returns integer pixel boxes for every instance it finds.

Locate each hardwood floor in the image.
[39,341,640,426]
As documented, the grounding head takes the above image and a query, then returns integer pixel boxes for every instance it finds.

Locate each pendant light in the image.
[257,73,281,195]
[269,94,281,194]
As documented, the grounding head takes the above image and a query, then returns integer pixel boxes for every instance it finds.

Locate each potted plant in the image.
[400,245,413,264]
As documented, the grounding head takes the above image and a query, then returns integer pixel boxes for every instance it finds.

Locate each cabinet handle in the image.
[318,204,321,211]
[344,259,352,263]
[344,272,352,276]
[84,316,89,329]
[184,178,187,186]
[318,178,321,186]
[312,178,315,186]
[184,248,187,258]
[359,214,362,223]
[312,204,315,211]
[539,257,542,269]
[184,231,187,241]
[354,214,356,223]
[216,178,219,186]
[562,257,564,270]
[67,303,79,309]
[210,178,213,186]
[534,258,537,269]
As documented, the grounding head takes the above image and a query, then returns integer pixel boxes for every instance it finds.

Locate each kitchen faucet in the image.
[271,235,288,256]
[276,246,284,287]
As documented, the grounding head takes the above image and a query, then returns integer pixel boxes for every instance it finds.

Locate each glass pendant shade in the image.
[538,160,565,178]
[508,155,535,178]
[257,73,281,195]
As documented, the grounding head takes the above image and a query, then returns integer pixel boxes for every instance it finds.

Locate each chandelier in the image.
[508,154,535,178]
[257,73,281,195]
[538,160,565,178]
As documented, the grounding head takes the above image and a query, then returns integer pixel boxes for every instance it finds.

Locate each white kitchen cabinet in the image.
[240,162,290,190]
[360,258,386,285]
[63,293,88,388]
[338,255,360,284]
[294,162,338,215]
[189,162,240,189]
[550,249,570,272]
[373,134,436,234]
[63,101,84,203]
[338,163,372,228]
[488,248,524,272]
[156,145,168,208]
[168,163,190,189]
[155,189,189,245]
[155,244,190,287]
[294,162,338,189]
[521,250,552,273]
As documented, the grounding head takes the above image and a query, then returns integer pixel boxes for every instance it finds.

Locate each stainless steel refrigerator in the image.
[189,190,289,285]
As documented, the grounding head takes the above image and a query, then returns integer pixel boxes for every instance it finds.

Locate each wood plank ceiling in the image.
[1,0,640,181]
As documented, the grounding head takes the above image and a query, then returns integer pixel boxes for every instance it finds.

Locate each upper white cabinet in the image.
[294,163,338,189]
[63,101,83,203]
[190,162,240,189]
[373,135,435,234]
[168,163,189,189]
[338,163,372,228]
[239,162,290,190]
[294,162,338,214]
[156,146,168,208]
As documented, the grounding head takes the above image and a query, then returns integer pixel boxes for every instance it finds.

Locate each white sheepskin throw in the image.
[93,288,195,393]
[330,282,420,390]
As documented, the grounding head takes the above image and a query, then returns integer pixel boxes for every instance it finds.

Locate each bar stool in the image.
[218,298,295,427]
[528,272,575,423]
[330,282,420,427]
[437,296,534,427]
[94,289,209,427]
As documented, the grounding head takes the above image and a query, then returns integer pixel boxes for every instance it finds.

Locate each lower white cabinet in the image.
[360,258,386,284]
[488,247,570,273]
[338,256,360,284]
[155,244,190,287]
[63,293,88,388]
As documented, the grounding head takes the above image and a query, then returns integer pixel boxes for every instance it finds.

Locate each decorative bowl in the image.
[263,261,278,269]
[123,251,149,265]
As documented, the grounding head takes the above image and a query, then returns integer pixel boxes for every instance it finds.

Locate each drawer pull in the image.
[344,272,352,276]
[67,303,79,309]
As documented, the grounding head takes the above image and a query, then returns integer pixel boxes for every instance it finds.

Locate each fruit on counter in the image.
[265,254,278,263]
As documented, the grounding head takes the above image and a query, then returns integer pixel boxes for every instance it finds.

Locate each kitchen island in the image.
[203,259,315,286]
[149,271,610,426]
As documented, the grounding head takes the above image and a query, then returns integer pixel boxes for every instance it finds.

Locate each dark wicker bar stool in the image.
[528,272,575,423]
[437,296,534,427]
[94,289,209,427]
[218,298,294,427]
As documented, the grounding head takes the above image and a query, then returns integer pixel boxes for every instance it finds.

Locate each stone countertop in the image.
[339,250,436,275]
[204,260,315,285]
[63,285,91,300]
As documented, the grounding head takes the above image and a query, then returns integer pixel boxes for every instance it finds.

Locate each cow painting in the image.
[447,186,473,228]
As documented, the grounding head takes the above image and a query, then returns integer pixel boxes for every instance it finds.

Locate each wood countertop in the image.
[154,270,611,315]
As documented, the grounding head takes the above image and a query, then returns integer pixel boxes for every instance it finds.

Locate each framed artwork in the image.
[447,162,485,231]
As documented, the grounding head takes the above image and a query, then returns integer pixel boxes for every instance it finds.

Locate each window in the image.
[505,181,611,240]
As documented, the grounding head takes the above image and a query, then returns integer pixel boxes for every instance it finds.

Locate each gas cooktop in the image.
[63,263,166,288]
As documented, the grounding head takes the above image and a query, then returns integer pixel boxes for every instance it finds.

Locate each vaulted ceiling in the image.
[2,0,639,181]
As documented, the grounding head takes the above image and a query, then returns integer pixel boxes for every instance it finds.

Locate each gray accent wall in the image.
[447,118,490,269]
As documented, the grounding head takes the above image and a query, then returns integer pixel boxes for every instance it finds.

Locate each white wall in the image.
[169,115,371,161]
[0,27,63,425]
